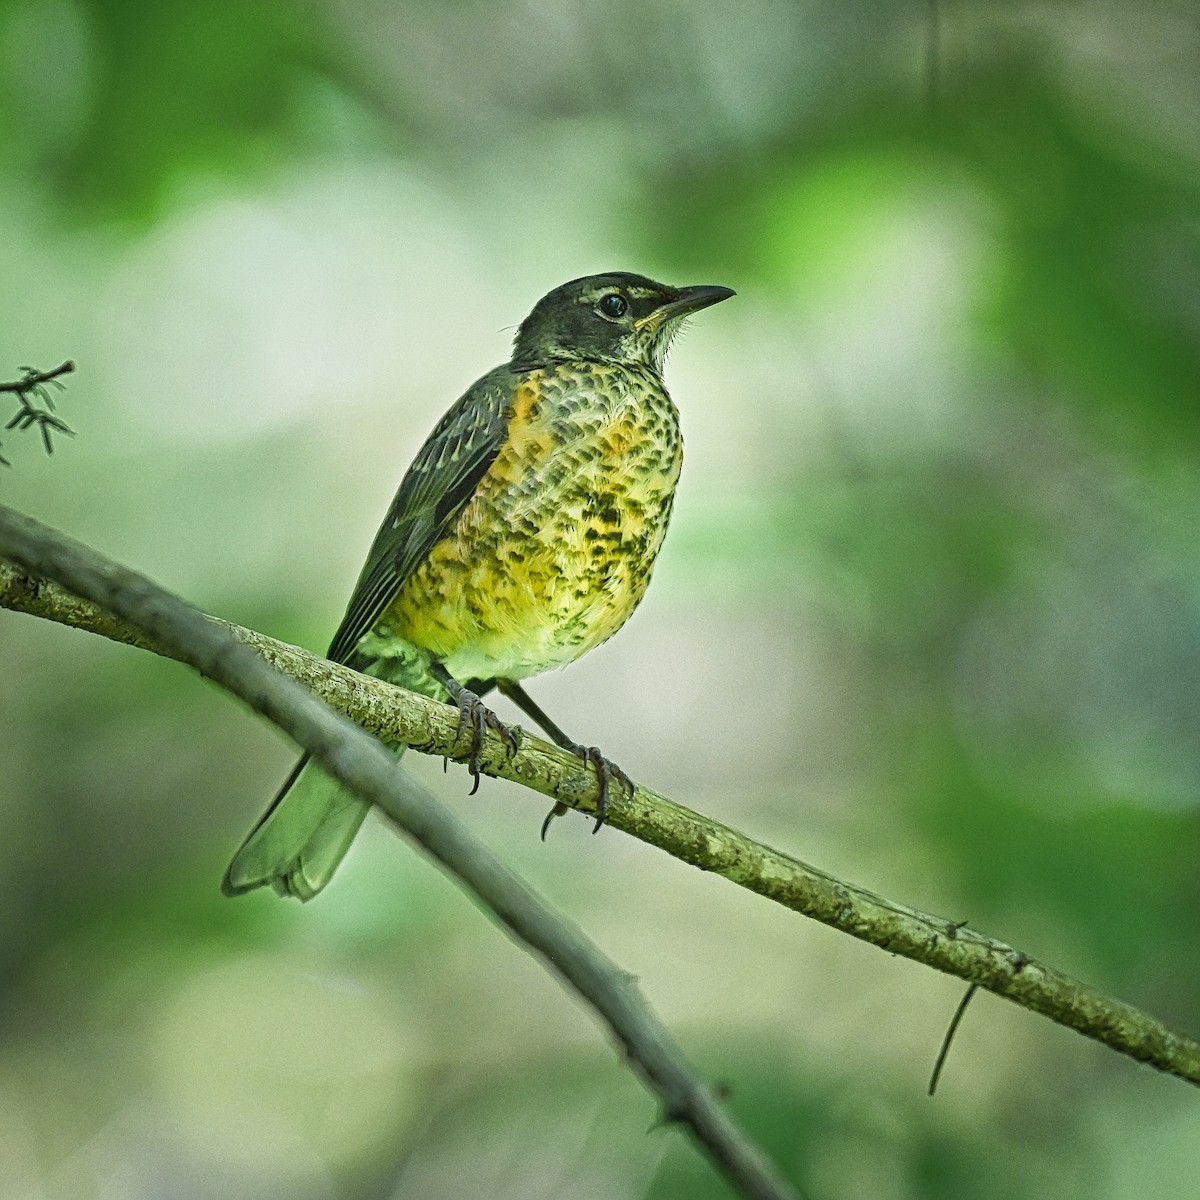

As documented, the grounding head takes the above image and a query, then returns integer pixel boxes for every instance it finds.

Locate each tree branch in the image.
[0,360,75,396]
[1,362,76,465]
[3,507,1200,1093]
[0,504,799,1200]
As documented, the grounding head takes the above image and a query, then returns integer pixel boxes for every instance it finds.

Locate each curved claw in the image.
[451,690,519,795]
[540,802,568,841]
[540,746,635,837]
[574,745,634,832]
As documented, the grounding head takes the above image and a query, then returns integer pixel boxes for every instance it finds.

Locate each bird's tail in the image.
[222,752,392,901]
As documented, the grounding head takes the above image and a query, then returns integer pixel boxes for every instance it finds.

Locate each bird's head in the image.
[512,272,734,374]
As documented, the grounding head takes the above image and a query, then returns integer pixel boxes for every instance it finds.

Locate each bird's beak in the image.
[637,284,736,329]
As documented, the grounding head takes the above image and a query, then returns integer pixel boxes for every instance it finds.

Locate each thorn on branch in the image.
[649,1095,690,1131]
[649,1080,731,1133]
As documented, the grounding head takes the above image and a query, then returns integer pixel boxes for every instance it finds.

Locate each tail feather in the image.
[222,755,377,901]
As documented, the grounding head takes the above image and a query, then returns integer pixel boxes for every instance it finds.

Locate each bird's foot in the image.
[540,746,634,839]
[451,690,521,795]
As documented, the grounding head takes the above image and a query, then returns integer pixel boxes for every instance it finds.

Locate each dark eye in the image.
[598,293,627,319]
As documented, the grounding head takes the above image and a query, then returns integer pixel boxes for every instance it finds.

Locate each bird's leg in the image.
[495,679,634,837]
[428,662,520,795]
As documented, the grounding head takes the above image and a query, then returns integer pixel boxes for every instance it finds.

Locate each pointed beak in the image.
[637,284,736,329]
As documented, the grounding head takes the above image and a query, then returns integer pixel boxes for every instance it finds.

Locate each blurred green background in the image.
[2,1,1199,1196]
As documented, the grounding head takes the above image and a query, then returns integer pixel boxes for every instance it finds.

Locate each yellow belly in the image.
[385,363,681,682]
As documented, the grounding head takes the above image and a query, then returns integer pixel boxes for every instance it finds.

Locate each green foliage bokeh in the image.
[1,2,1198,1197]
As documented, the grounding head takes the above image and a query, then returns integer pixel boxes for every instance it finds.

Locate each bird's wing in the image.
[325,368,513,665]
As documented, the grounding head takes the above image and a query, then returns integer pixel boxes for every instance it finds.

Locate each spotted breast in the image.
[387,359,683,683]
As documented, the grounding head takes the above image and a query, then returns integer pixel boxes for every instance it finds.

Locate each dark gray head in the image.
[512,272,734,373]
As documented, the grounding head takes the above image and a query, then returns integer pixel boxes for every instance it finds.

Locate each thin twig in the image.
[0,361,75,395]
[2,521,1200,1089]
[0,504,801,1200]
[1,362,77,464]
[928,984,979,1096]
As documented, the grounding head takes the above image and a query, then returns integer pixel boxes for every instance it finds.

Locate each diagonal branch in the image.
[0,504,800,1200]
[2,507,1200,1092]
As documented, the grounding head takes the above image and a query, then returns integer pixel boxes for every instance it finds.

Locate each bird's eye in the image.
[598,293,627,319]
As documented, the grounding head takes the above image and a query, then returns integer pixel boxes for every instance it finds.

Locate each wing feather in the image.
[325,368,513,665]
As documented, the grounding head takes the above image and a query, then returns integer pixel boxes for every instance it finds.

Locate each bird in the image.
[223,271,734,901]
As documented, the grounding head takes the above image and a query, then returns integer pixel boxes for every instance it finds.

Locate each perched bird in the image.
[223,271,734,901]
